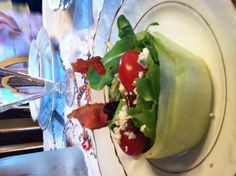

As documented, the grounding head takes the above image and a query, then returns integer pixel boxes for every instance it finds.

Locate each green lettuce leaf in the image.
[89,35,136,90]
[128,55,160,142]
[102,35,136,68]
[108,100,126,129]
[128,103,157,142]
[87,67,113,90]
[117,15,135,39]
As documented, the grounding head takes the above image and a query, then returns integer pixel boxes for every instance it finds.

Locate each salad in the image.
[69,15,212,159]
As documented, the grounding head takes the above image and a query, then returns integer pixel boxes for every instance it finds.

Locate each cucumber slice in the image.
[144,32,212,159]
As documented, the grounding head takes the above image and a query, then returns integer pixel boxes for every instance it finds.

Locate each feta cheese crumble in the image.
[113,127,121,143]
[140,124,147,133]
[112,105,131,143]
[124,131,137,139]
[137,47,149,68]
[133,88,137,95]
[138,71,144,78]
[125,146,128,153]
[128,131,136,139]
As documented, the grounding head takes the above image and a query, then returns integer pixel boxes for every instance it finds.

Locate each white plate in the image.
[131,1,225,172]
[94,0,236,175]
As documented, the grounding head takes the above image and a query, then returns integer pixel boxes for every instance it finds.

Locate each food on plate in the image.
[71,56,105,75]
[68,103,109,130]
[69,15,212,159]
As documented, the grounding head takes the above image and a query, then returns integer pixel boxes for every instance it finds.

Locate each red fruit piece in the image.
[118,51,145,92]
[119,120,147,156]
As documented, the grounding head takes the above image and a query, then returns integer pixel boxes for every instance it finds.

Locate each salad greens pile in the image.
[88,15,161,143]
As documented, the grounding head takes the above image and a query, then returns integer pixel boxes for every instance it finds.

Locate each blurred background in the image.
[0,0,43,158]
[12,0,42,13]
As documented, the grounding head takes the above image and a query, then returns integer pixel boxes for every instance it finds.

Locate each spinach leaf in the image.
[117,15,135,39]
[102,35,136,68]
[88,35,136,90]
[130,56,160,141]
[136,56,160,101]
[87,15,161,143]
[128,103,157,142]
[87,67,113,90]
[88,16,136,90]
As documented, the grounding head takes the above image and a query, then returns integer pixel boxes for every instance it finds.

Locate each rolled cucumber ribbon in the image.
[143,32,212,159]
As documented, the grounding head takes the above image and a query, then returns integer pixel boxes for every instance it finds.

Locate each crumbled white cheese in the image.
[121,105,128,111]
[133,88,138,105]
[115,121,119,126]
[115,105,129,131]
[127,116,132,119]
[112,134,121,144]
[140,124,147,133]
[123,131,136,140]
[133,88,137,95]
[128,131,136,140]
[112,127,121,144]
[124,131,130,136]
[113,127,120,134]
[138,47,149,68]
[125,146,128,153]
[112,105,135,144]
[138,71,144,78]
